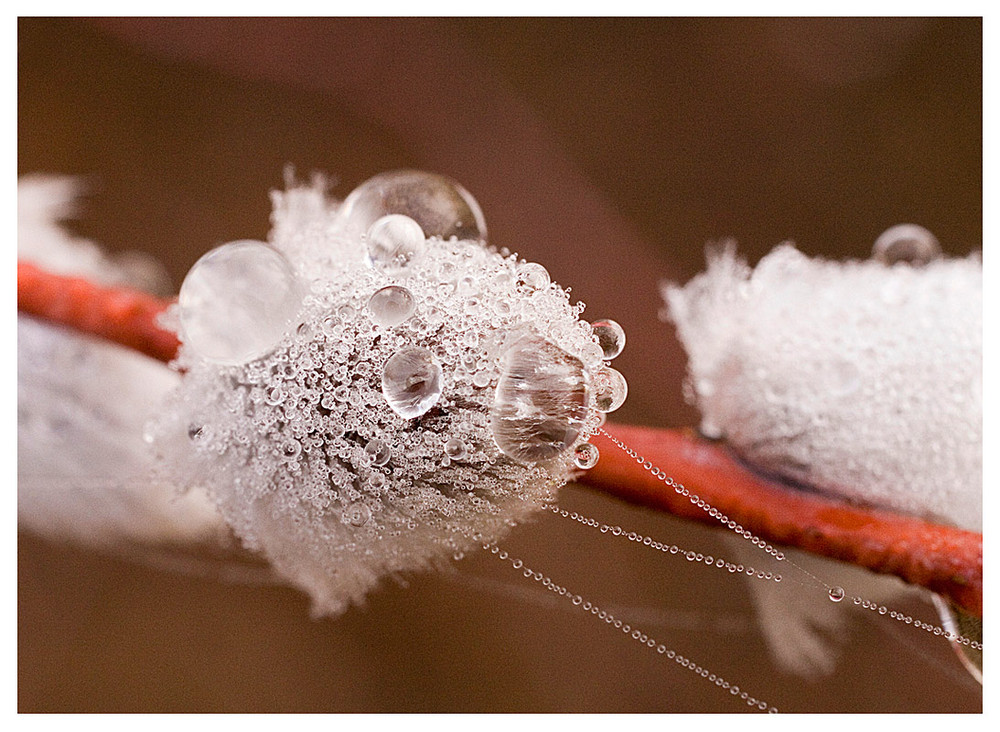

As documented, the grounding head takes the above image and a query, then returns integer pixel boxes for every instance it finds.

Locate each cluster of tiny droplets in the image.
[482,541,778,713]
[543,504,782,584]
[595,429,983,650]
[153,171,628,615]
[850,594,982,650]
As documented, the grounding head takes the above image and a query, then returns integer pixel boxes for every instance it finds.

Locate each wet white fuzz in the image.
[18,175,226,555]
[662,237,982,531]
[151,171,621,616]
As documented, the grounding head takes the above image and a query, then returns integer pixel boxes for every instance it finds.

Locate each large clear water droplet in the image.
[490,335,590,463]
[365,215,426,273]
[590,319,626,360]
[593,366,628,413]
[368,285,416,327]
[337,170,487,242]
[177,240,302,365]
[872,223,941,266]
[381,347,443,418]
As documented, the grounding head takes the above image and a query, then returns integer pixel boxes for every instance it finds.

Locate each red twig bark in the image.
[581,425,982,617]
[17,261,180,363]
[17,260,983,616]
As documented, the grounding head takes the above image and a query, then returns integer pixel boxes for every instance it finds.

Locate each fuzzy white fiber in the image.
[663,242,982,531]
[17,176,230,556]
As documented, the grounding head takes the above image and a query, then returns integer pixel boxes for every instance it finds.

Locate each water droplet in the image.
[343,502,372,527]
[591,319,626,360]
[381,347,443,418]
[594,366,628,413]
[490,334,590,463]
[337,170,487,242]
[178,240,302,364]
[515,262,551,291]
[364,438,391,466]
[280,440,302,460]
[828,586,846,602]
[872,223,941,266]
[367,285,416,327]
[444,437,468,460]
[573,442,600,469]
[365,215,426,273]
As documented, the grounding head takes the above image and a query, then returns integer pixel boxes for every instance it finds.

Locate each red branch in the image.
[581,425,982,617]
[17,260,983,616]
[17,261,180,362]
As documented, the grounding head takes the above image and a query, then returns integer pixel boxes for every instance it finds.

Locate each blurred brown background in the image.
[18,18,982,712]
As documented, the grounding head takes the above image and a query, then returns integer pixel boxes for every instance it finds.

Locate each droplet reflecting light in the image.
[381,347,444,418]
[490,335,590,463]
[178,240,302,365]
[873,224,941,266]
[368,285,416,327]
[594,366,628,413]
[338,170,487,242]
[365,215,426,273]
[574,442,600,469]
[591,319,626,360]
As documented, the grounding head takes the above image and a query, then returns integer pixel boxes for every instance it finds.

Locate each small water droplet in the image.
[381,347,443,418]
[515,262,551,291]
[828,586,846,602]
[364,438,391,466]
[591,319,626,360]
[368,285,416,327]
[343,502,372,527]
[490,334,590,463]
[873,223,941,266]
[365,215,426,273]
[444,437,468,460]
[573,442,600,469]
[594,366,628,413]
